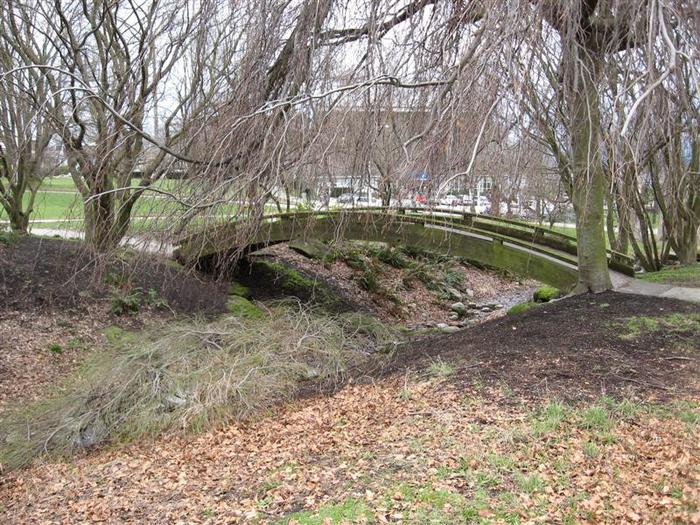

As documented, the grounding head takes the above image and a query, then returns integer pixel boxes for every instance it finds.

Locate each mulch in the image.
[385,291,699,401]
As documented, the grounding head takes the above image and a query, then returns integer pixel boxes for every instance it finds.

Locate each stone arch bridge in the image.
[174,207,635,291]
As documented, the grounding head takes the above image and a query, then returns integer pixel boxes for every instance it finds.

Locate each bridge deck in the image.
[175,207,636,291]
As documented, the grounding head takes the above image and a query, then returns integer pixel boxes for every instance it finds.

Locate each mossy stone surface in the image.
[226,296,263,319]
[507,302,539,315]
[229,282,252,299]
[288,238,331,260]
[533,285,561,303]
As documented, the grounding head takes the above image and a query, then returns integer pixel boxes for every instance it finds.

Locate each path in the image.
[29,228,174,255]
[613,276,700,303]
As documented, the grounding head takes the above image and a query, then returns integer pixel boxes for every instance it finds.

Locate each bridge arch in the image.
[175,209,634,291]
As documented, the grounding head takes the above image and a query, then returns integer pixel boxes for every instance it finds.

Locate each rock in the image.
[465,288,475,298]
[449,312,460,320]
[436,323,448,329]
[288,238,331,260]
[440,325,460,333]
[450,302,468,314]
[445,287,463,301]
[467,302,478,309]
[480,306,492,312]
[303,368,320,380]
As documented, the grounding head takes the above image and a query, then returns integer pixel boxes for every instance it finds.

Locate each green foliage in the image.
[531,402,567,435]
[110,287,167,315]
[339,312,399,352]
[533,285,561,303]
[402,264,436,289]
[48,343,63,355]
[110,290,143,315]
[580,407,614,432]
[514,473,545,494]
[342,249,368,271]
[426,358,455,378]
[582,441,600,459]
[373,246,409,269]
[357,268,380,293]
[0,231,19,246]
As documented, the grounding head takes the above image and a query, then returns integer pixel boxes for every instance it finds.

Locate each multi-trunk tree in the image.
[0,27,55,233]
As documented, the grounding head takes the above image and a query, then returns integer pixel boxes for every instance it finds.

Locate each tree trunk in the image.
[675,211,699,265]
[8,208,29,233]
[84,174,120,251]
[566,49,612,293]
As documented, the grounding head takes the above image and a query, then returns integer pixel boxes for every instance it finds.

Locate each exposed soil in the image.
[0,235,228,315]
[384,291,700,402]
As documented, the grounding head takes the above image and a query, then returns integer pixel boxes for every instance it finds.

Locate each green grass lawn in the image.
[39,176,182,192]
[638,263,700,288]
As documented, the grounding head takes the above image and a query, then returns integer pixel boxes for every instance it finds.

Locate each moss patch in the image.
[507,301,539,315]
[229,281,252,299]
[533,285,562,303]
[226,296,264,319]
[253,259,342,309]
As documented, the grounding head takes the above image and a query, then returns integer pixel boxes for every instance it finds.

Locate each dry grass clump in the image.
[0,304,396,471]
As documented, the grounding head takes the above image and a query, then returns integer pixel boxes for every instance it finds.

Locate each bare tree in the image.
[0,26,55,232]
[1,0,228,249]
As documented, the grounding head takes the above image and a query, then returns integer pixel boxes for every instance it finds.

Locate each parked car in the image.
[439,194,462,206]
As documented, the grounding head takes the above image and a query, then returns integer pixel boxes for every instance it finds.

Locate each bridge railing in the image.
[177,206,635,276]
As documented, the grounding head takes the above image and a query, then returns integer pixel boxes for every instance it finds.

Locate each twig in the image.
[613,375,671,391]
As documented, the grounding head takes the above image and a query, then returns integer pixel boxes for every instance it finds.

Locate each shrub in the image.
[375,247,409,269]
[110,289,143,315]
[358,268,381,293]
[343,249,368,271]
[110,287,167,315]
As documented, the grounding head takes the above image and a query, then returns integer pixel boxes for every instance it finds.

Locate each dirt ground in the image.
[0,235,228,314]
[0,235,229,407]
[386,291,699,402]
[1,293,698,523]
